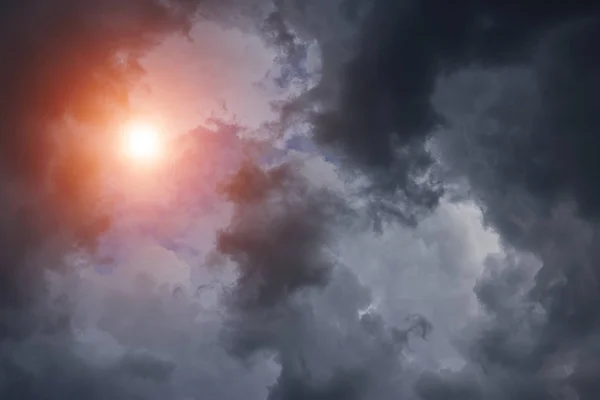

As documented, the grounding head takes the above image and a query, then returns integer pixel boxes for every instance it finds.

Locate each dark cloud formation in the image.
[257,0,600,399]
[270,0,598,224]
[197,3,600,399]
[215,161,436,399]
[312,0,598,166]
[423,12,600,400]
[216,161,349,360]
[216,162,345,310]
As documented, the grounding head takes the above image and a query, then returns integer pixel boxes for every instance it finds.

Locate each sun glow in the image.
[121,120,163,164]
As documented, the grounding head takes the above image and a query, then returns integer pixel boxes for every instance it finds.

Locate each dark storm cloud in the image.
[274,0,598,224]
[433,15,600,320]
[530,18,600,217]
[267,368,365,400]
[214,160,436,399]
[424,12,600,400]
[213,161,347,381]
[216,160,347,312]
[201,1,600,398]
[254,0,600,399]
[311,0,599,165]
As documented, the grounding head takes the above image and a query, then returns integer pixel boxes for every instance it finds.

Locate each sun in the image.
[121,120,162,164]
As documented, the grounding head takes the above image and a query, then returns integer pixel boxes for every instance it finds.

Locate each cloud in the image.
[0,0,235,398]
[214,159,454,399]
[3,0,600,399]
[253,1,600,398]
[424,14,600,400]
[266,0,599,224]
[215,161,347,312]
[0,0,205,310]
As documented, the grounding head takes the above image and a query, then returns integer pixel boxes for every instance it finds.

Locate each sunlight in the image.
[121,120,163,164]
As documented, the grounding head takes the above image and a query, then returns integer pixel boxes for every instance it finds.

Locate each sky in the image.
[0,1,600,399]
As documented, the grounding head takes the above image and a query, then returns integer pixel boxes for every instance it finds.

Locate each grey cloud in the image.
[267,0,600,225]
[214,159,444,399]
[4,0,600,399]
[425,15,600,399]
[243,1,600,398]
[214,4,600,400]
[0,334,177,400]
[216,161,347,310]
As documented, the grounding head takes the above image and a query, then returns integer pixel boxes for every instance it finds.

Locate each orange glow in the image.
[121,120,163,165]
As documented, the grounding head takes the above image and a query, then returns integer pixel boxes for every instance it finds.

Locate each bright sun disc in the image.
[122,121,162,163]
